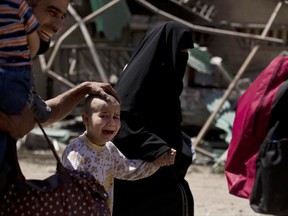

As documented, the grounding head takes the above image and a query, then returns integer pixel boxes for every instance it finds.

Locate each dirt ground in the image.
[17,148,264,216]
[185,165,264,216]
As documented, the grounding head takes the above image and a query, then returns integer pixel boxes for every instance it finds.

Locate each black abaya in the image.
[112,21,194,216]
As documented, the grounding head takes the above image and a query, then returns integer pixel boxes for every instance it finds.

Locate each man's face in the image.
[31,0,69,42]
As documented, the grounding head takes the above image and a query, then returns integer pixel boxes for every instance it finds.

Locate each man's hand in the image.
[87,82,121,103]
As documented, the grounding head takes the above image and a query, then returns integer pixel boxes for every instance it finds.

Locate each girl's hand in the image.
[153,148,176,167]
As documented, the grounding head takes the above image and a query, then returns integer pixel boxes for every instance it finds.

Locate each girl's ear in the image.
[82,112,88,127]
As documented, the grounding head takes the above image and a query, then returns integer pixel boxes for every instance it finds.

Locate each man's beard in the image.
[36,38,51,55]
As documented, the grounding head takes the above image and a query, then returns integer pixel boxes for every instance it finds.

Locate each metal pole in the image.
[135,0,284,44]
[44,0,121,73]
[38,55,76,88]
[68,5,108,82]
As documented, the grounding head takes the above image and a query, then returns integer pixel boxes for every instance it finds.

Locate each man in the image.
[1,0,120,138]
[0,0,119,197]
[29,0,120,125]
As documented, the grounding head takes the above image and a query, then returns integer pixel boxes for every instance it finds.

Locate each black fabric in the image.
[112,21,194,216]
[250,81,288,215]
[36,38,50,55]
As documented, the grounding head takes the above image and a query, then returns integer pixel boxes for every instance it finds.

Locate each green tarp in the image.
[89,0,131,40]
[188,44,213,74]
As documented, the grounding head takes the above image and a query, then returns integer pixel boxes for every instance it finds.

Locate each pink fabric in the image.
[225,55,288,198]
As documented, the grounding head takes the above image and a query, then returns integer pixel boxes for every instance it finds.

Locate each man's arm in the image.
[0,81,120,138]
[44,81,120,126]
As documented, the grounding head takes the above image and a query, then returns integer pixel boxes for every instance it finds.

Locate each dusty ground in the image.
[185,165,264,216]
[17,147,265,216]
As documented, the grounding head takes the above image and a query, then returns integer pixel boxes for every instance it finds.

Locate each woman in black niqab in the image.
[112,21,194,216]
